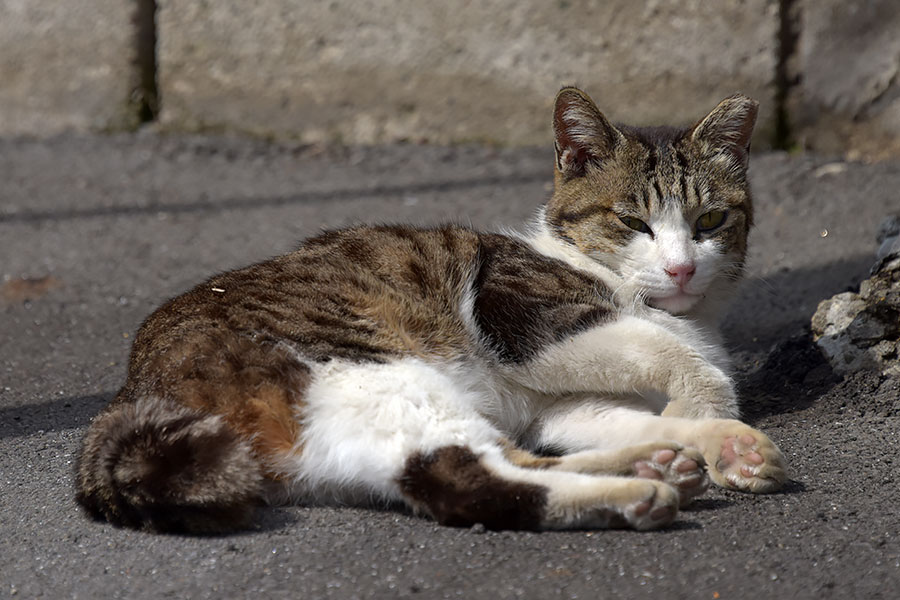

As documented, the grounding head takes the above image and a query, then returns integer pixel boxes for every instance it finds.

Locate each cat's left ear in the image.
[690,94,759,170]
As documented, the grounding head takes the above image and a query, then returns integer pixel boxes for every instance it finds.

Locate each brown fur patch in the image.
[124,329,310,475]
[473,234,614,362]
[398,445,548,530]
[146,224,483,364]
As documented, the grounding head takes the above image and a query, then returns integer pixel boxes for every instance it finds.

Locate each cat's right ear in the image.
[553,87,622,178]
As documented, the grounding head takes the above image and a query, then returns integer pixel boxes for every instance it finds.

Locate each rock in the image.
[875,215,900,266]
[812,216,900,377]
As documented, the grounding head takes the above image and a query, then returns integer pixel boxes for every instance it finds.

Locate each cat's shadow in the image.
[0,392,111,440]
[681,498,733,512]
[779,479,807,495]
[722,254,873,420]
[734,333,840,421]
[724,253,873,353]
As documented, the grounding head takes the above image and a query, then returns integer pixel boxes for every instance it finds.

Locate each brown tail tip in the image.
[75,396,263,534]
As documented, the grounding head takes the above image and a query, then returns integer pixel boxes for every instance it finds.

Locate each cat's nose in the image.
[664,263,696,286]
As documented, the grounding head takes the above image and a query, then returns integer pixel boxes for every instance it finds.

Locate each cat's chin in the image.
[648,292,703,315]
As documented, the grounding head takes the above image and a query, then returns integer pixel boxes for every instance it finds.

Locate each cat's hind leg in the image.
[289,358,680,530]
[76,333,311,534]
[398,443,681,531]
[503,441,709,507]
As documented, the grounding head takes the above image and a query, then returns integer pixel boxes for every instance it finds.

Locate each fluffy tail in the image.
[75,396,263,534]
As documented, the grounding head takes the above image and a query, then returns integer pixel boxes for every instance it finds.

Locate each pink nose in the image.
[665,263,696,286]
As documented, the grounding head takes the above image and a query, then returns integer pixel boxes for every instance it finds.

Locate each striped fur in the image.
[76,87,786,534]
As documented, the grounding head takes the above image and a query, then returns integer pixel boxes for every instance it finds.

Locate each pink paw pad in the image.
[634,448,708,506]
[676,459,699,473]
[634,462,662,480]
[633,500,652,516]
[655,449,676,464]
[706,424,787,493]
[650,505,675,521]
[717,435,759,470]
[718,434,771,483]
[634,449,679,480]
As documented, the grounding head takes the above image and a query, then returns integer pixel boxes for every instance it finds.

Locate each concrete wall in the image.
[1,0,899,158]
[789,0,900,160]
[156,0,778,146]
[0,1,142,135]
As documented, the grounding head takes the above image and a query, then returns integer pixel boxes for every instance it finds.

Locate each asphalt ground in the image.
[1,132,899,599]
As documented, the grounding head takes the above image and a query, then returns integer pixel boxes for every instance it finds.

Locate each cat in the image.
[75,86,787,534]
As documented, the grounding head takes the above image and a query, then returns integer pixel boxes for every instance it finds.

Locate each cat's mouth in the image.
[647,291,703,314]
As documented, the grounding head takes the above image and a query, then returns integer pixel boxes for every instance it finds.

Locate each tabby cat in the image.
[76,87,787,533]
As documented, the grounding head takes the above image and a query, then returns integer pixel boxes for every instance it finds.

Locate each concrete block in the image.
[158,0,779,146]
[0,0,141,136]
[791,1,900,159]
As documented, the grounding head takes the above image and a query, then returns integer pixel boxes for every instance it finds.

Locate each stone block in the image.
[158,0,779,145]
[0,0,142,135]
[791,1,900,159]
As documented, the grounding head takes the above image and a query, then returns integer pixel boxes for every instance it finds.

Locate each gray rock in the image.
[875,214,900,266]
[811,218,900,377]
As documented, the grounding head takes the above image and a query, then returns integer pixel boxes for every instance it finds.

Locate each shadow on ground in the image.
[724,253,875,352]
[720,253,882,422]
[0,393,111,439]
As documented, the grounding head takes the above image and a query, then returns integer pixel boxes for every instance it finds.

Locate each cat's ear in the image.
[553,87,622,178]
[690,94,759,170]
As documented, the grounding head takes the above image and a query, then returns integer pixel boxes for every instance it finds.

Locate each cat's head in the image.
[545,86,757,317]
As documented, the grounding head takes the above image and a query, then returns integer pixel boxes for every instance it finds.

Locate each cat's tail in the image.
[75,395,264,534]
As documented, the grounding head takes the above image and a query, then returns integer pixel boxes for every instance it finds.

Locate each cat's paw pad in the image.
[634,448,709,506]
[624,480,680,531]
[633,446,709,506]
[704,422,787,493]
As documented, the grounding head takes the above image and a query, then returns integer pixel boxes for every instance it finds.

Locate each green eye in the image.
[619,215,652,234]
[696,210,727,232]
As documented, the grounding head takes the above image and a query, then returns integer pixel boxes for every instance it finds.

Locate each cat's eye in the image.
[696,210,727,232]
[619,215,652,235]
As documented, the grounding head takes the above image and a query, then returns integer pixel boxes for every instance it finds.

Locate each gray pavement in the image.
[2,133,899,599]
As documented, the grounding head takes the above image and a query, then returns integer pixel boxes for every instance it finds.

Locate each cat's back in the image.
[129,224,488,368]
[128,221,620,373]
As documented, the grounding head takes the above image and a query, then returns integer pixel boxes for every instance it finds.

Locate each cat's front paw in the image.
[698,420,787,493]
